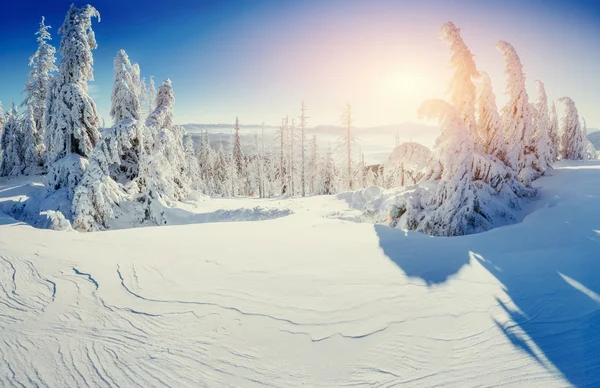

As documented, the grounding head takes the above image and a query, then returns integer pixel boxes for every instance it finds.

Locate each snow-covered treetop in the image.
[22,17,57,113]
[110,49,140,123]
[56,4,100,89]
[497,40,533,171]
[496,41,528,105]
[475,71,504,159]
[418,99,474,181]
[440,22,479,140]
[534,80,549,121]
[146,79,175,131]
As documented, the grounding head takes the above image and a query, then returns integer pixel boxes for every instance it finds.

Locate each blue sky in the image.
[0,0,599,128]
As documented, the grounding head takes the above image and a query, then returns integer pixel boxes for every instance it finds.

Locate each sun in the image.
[382,71,428,96]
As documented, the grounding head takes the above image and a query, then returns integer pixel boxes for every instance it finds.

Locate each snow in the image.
[0,160,599,386]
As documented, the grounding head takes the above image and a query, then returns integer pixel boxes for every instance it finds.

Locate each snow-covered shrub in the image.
[47,153,89,198]
[383,142,431,188]
[40,210,73,231]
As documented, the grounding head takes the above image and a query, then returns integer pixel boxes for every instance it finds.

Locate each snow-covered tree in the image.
[548,102,560,158]
[110,49,140,124]
[72,119,138,231]
[559,97,585,160]
[384,142,432,188]
[440,22,479,142]
[21,105,43,174]
[335,103,358,191]
[412,100,522,236]
[0,104,24,177]
[21,16,57,147]
[581,117,598,160]
[317,144,335,195]
[475,72,506,161]
[308,135,319,194]
[299,102,307,196]
[183,134,202,190]
[143,79,188,202]
[45,4,101,194]
[533,80,554,169]
[145,76,157,116]
[232,117,244,177]
[497,41,541,186]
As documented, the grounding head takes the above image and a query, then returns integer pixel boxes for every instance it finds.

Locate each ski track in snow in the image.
[0,161,599,386]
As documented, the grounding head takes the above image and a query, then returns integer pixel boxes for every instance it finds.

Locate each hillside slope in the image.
[0,161,599,387]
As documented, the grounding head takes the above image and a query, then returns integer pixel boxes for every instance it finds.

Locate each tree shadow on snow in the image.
[375,165,600,386]
[375,223,472,285]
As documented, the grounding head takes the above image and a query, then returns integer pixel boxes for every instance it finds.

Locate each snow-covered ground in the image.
[0,161,599,387]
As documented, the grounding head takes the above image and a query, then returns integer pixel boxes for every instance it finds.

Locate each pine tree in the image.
[299,102,308,196]
[183,134,202,189]
[497,41,540,186]
[289,118,296,195]
[548,102,560,158]
[45,4,101,194]
[110,49,140,124]
[582,117,598,160]
[533,80,554,169]
[475,72,506,161]
[559,97,585,160]
[336,103,356,191]
[21,105,43,175]
[21,16,57,153]
[146,76,157,116]
[308,135,319,194]
[440,22,479,143]
[0,104,24,177]
[232,117,244,176]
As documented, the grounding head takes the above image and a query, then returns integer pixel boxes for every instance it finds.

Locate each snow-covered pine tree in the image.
[275,117,288,195]
[288,118,296,195]
[318,144,335,195]
[21,105,43,175]
[232,117,244,187]
[440,22,479,144]
[0,104,24,177]
[475,72,506,162]
[45,4,101,195]
[548,101,560,158]
[558,97,585,160]
[72,119,138,231]
[580,117,596,160]
[308,135,319,194]
[143,79,189,202]
[335,103,357,191]
[183,134,202,190]
[497,41,540,186]
[145,76,157,117]
[21,16,57,161]
[299,102,308,196]
[110,49,140,123]
[384,142,432,188]
[533,80,554,170]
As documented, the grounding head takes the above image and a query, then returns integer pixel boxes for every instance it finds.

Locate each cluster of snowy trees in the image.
[0,4,382,231]
[0,10,595,234]
[184,106,380,199]
[376,22,596,236]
